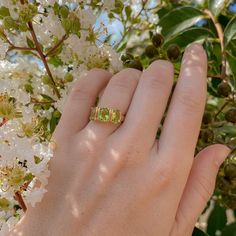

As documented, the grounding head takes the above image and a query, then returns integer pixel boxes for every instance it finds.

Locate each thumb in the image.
[173,144,230,235]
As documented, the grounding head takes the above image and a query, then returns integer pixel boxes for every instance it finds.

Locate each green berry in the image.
[127,59,143,71]
[202,112,212,125]
[145,45,158,58]
[217,82,231,97]
[225,109,236,123]
[224,163,236,179]
[152,34,164,48]
[167,44,180,61]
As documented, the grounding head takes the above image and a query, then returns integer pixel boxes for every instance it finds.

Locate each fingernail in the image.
[216,145,231,167]
[186,43,204,54]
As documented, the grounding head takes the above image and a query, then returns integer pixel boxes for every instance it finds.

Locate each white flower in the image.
[24,187,48,207]
[0,39,8,60]
[103,0,115,10]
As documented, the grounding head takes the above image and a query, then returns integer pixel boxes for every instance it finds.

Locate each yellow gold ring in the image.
[89,107,125,124]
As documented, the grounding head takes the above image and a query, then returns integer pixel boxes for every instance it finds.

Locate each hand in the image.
[9,43,230,236]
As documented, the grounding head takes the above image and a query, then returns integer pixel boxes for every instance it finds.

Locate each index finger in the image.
[158,44,207,167]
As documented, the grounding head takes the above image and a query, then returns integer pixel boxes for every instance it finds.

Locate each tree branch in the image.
[45,34,68,58]
[14,191,27,212]
[204,9,227,80]
[27,21,61,98]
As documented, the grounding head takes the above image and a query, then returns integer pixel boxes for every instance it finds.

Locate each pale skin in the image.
[9,43,230,236]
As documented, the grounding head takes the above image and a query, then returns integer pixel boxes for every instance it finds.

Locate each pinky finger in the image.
[171,144,230,236]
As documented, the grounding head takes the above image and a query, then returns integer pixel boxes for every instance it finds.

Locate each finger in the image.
[172,144,230,235]
[54,69,112,139]
[159,43,207,166]
[117,60,173,150]
[86,68,141,138]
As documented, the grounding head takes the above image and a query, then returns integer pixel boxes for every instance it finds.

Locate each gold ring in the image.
[89,107,124,124]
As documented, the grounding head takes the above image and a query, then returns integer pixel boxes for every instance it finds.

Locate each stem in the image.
[214,101,230,119]
[45,34,68,58]
[14,191,27,212]
[0,118,7,127]
[118,3,146,44]
[207,74,222,79]
[204,9,227,80]
[27,21,61,98]
[8,46,37,52]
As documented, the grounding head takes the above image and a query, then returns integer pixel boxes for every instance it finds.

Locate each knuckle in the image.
[89,68,112,77]
[141,72,172,92]
[70,80,92,101]
[195,175,214,203]
[77,138,95,156]
[177,89,203,113]
[111,68,140,90]
[154,163,174,186]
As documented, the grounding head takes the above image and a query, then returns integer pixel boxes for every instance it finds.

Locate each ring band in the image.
[89,107,125,124]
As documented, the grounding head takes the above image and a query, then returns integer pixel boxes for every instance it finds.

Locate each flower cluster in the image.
[0,0,126,233]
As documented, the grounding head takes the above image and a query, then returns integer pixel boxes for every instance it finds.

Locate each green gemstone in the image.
[111,109,121,124]
[98,108,110,122]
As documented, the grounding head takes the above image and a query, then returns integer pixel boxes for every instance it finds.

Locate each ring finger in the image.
[85,68,141,138]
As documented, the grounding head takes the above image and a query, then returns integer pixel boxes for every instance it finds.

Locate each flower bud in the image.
[0,6,10,18]
[0,198,10,211]
[152,34,164,48]
[167,44,180,61]
[3,17,18,30]
[53,110,61,118]
[64,73,74,82]
[225,109,236,123]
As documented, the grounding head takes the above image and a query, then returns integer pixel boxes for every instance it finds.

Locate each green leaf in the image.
[26,37,35,48]
[192,227,209,236]
[49,116,57,133]
[0,6,10,18]
[40,94,55,102]
[208,0,227,17]
[207,202,227,235]
[125,6,132,19]
[226,51,236,85]
[221,222,236,236]
[158,6,205,39]
[224,15,236,47]
[47,56,63,67]
[163,27,215,49]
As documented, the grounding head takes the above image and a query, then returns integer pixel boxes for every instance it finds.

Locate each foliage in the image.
[0,0,236,234]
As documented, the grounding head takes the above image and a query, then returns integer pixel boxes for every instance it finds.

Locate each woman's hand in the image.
[9,43,230,236]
